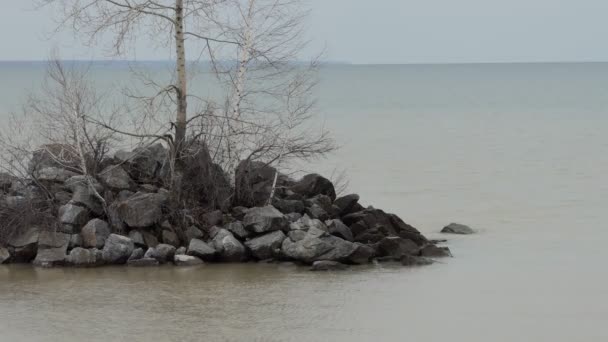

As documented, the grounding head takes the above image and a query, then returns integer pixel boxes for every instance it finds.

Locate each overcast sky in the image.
[1,1,608,64]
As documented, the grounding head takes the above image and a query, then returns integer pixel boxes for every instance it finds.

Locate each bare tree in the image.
[0,57,119,212]
[39,0,239,159]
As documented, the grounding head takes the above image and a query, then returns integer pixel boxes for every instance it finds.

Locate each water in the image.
[1,62,608,341]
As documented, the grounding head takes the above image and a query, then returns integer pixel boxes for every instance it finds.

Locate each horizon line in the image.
[1,59,608,66]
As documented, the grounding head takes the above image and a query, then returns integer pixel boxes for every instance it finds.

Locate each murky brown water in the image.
[2,63,608,341]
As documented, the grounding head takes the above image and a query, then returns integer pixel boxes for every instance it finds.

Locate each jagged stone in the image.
[333,194,360,216]
[98,165,134,190]
[290,173,336,201]
[326,219,354,242]
[101,234,134,264]
[116,192,166,228]
[245,230,287,260]
[58,203,90,227]
[224,221,249,240]
[243,206,287,234]
[81,219,111,249]
[210,228,247,262]
[187,239,216,261]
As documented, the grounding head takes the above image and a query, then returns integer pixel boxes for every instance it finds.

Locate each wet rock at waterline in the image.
[441,223,475,235]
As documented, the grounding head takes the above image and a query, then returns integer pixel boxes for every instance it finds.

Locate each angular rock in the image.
[147,244,176,264]
[127,258,159,267]
[420,245,453,258]
[224,221,249,240]
[99,165,134,190]
[115,143,168,183]
[128,247,145,261]
[305,204,329,221]
[441,223,475,235]
[101,234,135,264]
[289,214,327,232]
[285,213,302,223]
[187,238,216,261]
[81,219,111,249]
[161,230,180,248]
[231,206,249,221]
[311,260,348,271]
[272,199,305,214]
[347,243,375,264]
[58,203,90,227]
[243,206,287,234]
[184,226,204,242]
[333,194,360,216]
[326,219,354,242]
[245,230,287,260]
[128,230,145,247]
[281,228,357,264]
[67,247,99,267]
[174,254,204,266]
[33,231,70,267]
[234,160,282,207]
[401,255,435,266]
[288,230,307,242]
[378,237,419,258]
[71,186,104,216]
[290,173,336,201]
[116,192,166,228]
[142,231,159,248]
[211,229,247,262]
[175,247,186,255]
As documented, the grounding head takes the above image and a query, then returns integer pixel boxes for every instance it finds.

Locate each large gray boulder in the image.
[115,143,168,183]
[81,219,111,249]
[33,231,70,267]
[146,243,176,264]
[280,227,359,264]
[290,173,336,201]
[187,239,216,261]
[243,206,287,234]
[245,230,286,260]
[174,254,204,266]
[98,165,134,190]
[210,228,247,262]
[289,214,327,232]
[420,245,452,258]
[58,203,90,227]
[8,226,40,262]
[326,219,354,242]
[333,194,360,216]
[224,221,249,240]
[377,236,419,259]
[102,234,135,264]
[116,192,166,228]
[66,247,100,267]
[441,223,475,235]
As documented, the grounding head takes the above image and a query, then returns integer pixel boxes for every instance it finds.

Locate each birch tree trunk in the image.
[174,0,188,155]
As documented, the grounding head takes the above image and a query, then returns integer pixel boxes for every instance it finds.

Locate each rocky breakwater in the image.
[0,144,454,270]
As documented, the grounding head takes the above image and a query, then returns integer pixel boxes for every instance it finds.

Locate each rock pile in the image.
[0,144,453,270]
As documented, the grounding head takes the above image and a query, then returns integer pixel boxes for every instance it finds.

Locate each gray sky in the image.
[1,0,608,64]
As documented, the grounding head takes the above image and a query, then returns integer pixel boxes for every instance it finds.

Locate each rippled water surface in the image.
[1,63,608,341]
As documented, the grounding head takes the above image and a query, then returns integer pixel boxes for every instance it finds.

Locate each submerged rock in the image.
[400,255,435,266]
[377,237,419,258]
[441,223,475,235]
[33,231,70,267]
[420,245,452,258]
[311,260,348,271]
[174,254,204,266]
[127,258,159,267]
